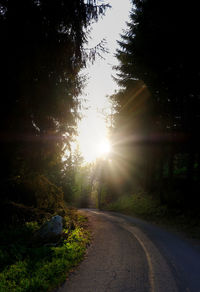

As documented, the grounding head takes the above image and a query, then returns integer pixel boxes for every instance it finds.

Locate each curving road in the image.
[57,210,200,292]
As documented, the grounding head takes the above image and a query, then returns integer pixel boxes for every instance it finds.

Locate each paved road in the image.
[57,210,200,292]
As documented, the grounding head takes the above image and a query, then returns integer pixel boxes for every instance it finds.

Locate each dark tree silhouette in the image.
[0,0,109,217]
[110,0,200,211]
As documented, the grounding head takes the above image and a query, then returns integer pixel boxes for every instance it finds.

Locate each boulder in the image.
[34,215,63,243]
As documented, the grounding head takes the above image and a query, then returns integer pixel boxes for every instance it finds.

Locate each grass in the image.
[104,192,200,240]
[0,210,90,292]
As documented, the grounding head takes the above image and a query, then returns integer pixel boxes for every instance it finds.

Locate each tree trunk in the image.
[158,147,164,203]
[97,183,102,210]
[187,150,195,185]
[168,147,174,181]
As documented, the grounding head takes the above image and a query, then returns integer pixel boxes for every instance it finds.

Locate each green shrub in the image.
[0,212,90,292]
[1,174,65,225]
[19,174,64,210]
[105,192,168,220]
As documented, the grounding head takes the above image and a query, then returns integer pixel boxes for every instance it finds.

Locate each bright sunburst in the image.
[98,139,111,156]
[73,0,131,164]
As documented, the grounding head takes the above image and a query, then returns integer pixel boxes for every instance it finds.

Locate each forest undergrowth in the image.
[104,191,200,240]
[0,209,90,292]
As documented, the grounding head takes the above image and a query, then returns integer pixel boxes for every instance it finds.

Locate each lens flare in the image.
[98,139,111,156]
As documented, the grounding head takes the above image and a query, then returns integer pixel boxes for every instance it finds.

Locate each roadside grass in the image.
[104,192,200,239]
[0,210,90,292]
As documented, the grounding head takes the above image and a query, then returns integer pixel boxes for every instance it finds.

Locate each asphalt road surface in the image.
[57,210,200,292]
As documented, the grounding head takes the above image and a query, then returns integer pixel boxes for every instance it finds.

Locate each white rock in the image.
[35,215,63,242]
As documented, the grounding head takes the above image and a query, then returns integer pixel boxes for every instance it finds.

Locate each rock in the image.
[34,215,63,243]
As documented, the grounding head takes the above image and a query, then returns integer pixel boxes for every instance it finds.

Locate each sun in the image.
[76,109,113,163]
[97,139,111,156]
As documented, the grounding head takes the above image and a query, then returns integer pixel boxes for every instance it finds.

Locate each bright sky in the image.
[77,0,132,162]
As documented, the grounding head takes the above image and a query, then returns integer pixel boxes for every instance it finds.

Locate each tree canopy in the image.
[109,0,200,210]
[0,0,110,220]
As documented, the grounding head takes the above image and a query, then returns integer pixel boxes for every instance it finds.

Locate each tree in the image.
[110,0,200,209]
[0,1,110,209]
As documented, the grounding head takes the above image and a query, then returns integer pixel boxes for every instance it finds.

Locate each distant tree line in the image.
[0,0,109,224]
[108,0,200,214]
